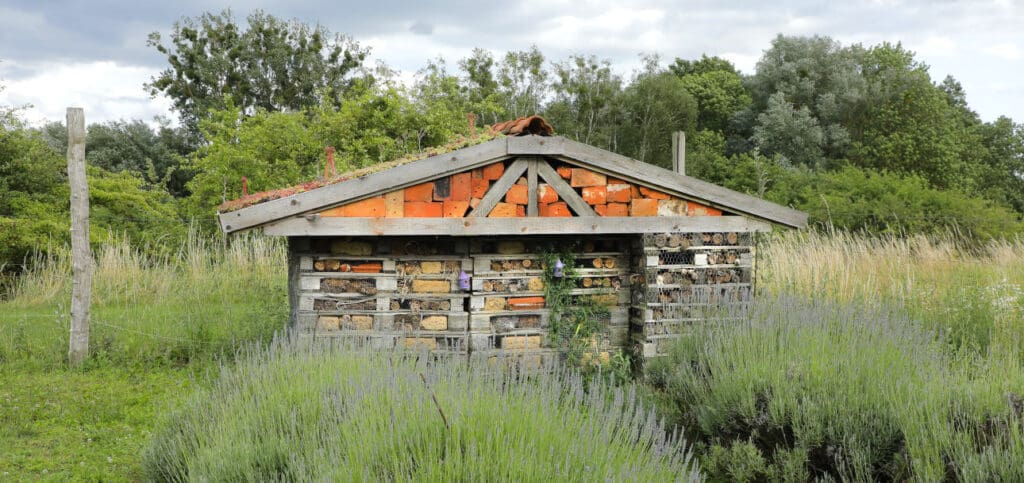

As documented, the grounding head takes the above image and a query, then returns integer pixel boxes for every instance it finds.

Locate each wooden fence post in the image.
[67,107,91,367]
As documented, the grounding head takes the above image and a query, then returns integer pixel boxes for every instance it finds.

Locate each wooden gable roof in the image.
[218,134,807,236]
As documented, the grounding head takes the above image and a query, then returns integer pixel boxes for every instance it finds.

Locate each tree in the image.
[146,10,369,136]
[752,92,825,168]
[496,46,549,119]
[617,60,697,167]
[458,48,505,125]
[672,56,751,133]
[545,55,623,149]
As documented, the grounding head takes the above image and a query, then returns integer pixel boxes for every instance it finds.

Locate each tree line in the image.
[2,10,1022,272]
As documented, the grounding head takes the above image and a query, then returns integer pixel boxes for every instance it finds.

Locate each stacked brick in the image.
[295,238,471,354]
[318,160,728,219]
[631,231,756,358]
[467,238,631,366]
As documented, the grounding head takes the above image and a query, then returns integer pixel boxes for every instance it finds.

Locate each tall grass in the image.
[143,338,701,481]
[761,230,1024,355]
[0,234,287,369]
[647,296,1024,482]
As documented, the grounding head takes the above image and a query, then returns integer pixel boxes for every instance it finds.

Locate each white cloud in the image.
[0,60,171,126]
[986,42,1021,60]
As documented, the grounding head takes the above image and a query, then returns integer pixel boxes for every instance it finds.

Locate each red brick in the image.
[594,204,608,216]
[607,183,631,203]
[405,182,434,202]
[488,202,519,218]
[472,168,484,179]
[453,172,472,200]
[687,202,723,216]
[639,186,670,200]
[506,184,529,205]
[538,184,558,203]
[541,202,572,217]
[351,262,383,273]
[581,186,607,205]
[516,205,526,217]
[482,162,505,180]
[607,177,629,185]
[631,184,641,199]
[432,176,451,201]
[471,178,490,199]
[341,197,386,217]
[320,206,346,217]
[385,190,404,217]
[630,198,658,217]
[443,200,469,218]
[556,165,573,179]
[606,203,629,216]
[404,201,443,217]
[570,168,606,187]
[508,296,545,310]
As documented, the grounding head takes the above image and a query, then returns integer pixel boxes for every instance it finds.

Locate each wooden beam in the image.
[67,107,91,367]
[469,158,529,218]
[220,137,509,233]
[262,215,771,236]
[535,159,596,217]
[510,136,807,228]
[526,158,538,217]
[672,131,685,175]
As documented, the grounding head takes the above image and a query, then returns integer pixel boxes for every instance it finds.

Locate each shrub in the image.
[646,296,1024,481]
[143,339,700,481]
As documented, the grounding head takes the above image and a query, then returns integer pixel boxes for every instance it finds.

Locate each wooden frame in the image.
[219,135,806,234]
[262,216,772,236]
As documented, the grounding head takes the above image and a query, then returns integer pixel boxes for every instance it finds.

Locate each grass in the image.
[1,229,1022,480]
[142,339,700,481]
[0,234,287,480]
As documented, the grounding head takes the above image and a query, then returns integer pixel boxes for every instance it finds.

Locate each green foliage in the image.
[142,340,699,481]
[646,295,1024,481]
[146,10,369,136]
[539,250,610,369]
[617,65,698,167]
[672,56,751,133]
[545,54,623,148]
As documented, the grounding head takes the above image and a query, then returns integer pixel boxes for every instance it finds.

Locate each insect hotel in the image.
[218,116,806,364]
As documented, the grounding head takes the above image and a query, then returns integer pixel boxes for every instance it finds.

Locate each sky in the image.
[0,0,1021,126]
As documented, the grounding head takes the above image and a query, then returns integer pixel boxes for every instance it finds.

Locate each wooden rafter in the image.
[536,159,596,217]
[468,158,529,218]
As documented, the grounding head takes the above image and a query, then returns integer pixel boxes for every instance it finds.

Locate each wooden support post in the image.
[67,107,91,367]
[526,158,539,217]
[672,131,685,175]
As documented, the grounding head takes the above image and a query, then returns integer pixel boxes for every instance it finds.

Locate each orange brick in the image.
[506,184,529,205]
[351,262,383,273]
[488,202,519,218]
[470,198,481,209]
[538,184,558,203]
[606,184,631,203]
[581,186,607,205]
[472,168,484,179]
[320,206,346,217]
[405,182,434,202]
[687,202,723,216]
[472,178,490,199]
[516,205,526,217]
[450,172,472,201]
[443,200,469,218]
[631,184,641,199]
[630,198,658,217]
[482,162,505,180]
[639,186,670,200]
[342,197,386,217]
[405,201,443,217]
[516,176,527,185]
[541,202,572,217]
[385,190,404,218]
[607,177,629,185]
[556,165,573,179]
[508,296,545,310]
[606,203,629,216]
[594,204,608,216]
[570,168,606,187]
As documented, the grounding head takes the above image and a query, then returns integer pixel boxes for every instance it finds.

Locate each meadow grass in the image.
[142,338,700,481]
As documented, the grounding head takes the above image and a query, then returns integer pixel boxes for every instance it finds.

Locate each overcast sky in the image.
[1,0,1021,126]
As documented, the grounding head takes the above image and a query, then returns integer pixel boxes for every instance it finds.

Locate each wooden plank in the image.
[535,160,597,217]
[506,136,805,228]
[469,158,529,218]
[67,107,91,367]
[262,215,772,236]
[526,158,539,217]
[220,137,509,233]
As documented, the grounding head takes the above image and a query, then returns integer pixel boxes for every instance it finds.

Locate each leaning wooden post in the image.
[671,131,686,175]
[67,107,91,367]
